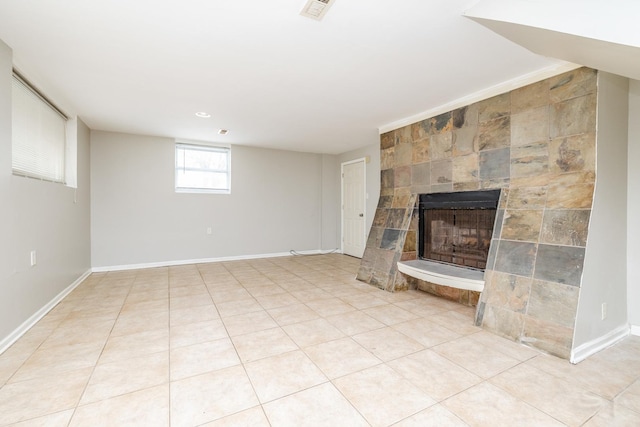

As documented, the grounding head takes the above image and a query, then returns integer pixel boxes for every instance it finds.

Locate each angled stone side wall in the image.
[356,67,598,358]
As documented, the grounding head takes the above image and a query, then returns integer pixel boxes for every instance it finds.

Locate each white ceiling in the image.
[0,0,569,154]
[465,0,640,82]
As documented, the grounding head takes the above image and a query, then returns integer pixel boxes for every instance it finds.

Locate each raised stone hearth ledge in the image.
[397,259,485,292]
[356,67,607,359]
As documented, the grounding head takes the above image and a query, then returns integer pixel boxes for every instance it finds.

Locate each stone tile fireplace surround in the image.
[357,67,602,358]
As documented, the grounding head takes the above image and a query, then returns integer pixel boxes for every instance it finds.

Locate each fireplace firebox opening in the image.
[418,190,500,271]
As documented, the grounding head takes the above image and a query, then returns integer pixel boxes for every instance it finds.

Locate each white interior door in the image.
[342,159,366,258]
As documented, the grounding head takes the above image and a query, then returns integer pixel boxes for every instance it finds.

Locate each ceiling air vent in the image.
[300,0,335,21]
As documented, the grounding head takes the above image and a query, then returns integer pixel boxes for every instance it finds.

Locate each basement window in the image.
[11,71,68,184]
[175,142,231,194]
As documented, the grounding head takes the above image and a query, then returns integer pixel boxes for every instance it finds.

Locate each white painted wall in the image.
[0,40,91,347]
[90,131,327,268]
[574,73,629,352]
[337,142,381,251]
[628,79,640,333]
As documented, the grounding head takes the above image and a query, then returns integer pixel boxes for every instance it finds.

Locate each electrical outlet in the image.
[30,250,37,267]
[601,302,607,320]
[206,227,212,235]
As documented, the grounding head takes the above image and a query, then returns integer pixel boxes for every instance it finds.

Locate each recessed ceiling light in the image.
[218,129,229,135]
[195,112,211,118]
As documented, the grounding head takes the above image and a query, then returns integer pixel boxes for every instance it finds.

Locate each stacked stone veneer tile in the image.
[356,67,598,358]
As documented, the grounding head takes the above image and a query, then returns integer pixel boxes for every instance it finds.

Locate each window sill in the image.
[175,188,230,195]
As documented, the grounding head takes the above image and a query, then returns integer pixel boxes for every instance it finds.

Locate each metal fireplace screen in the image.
[419,190,500,270]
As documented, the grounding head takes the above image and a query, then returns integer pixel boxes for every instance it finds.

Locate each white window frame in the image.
[11,70,69,184]
[175,141,231,194]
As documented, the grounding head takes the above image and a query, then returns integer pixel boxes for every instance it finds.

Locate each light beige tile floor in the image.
[0,254,639,426]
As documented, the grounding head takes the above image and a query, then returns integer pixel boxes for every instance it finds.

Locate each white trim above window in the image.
[175,142,231,194]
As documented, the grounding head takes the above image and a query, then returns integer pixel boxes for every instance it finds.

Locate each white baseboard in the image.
[0,269,92,355]
[570,324,631,364]
[91,249,341,273]
[631,325,640,336]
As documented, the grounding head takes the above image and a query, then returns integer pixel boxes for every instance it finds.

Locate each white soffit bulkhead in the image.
[464,0,640,81]
[300,0,335,21]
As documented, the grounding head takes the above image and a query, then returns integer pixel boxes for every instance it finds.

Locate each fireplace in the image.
[357,68,621,360]
[418,190,501,271]
[396,189,501,295]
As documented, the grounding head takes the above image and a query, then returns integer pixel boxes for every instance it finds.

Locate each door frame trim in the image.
[341,157,367,257]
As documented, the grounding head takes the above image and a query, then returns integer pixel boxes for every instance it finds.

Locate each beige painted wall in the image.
[574,73,629,349]
[628,79,640,332]
[0,40,91,346]
[90,131,328,268]
[320,154,340,251]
